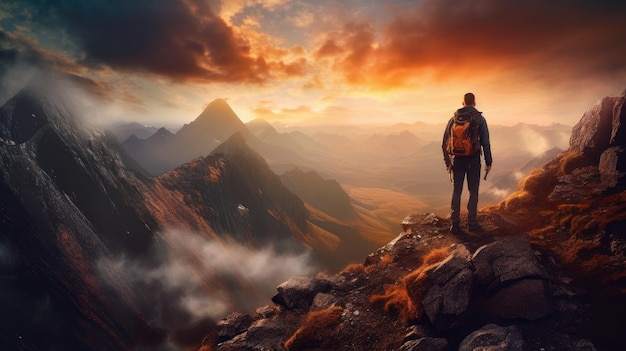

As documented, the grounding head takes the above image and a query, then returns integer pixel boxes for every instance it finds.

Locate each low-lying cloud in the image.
[97,229,315,349]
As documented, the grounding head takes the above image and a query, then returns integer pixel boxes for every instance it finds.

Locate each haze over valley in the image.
[112,98,572,230]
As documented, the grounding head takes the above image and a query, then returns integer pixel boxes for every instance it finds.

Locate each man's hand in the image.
[485,165,492,172]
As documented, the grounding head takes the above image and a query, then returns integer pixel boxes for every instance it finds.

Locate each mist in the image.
[97,229,315,350]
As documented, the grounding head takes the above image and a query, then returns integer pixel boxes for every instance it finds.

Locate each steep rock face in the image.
[0,72,164,350]
[568,89,626,187]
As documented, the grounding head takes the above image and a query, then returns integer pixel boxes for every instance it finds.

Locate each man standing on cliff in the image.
[442,92,493,233]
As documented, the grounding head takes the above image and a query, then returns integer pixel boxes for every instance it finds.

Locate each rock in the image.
[403,324,433,342]
[610,90,626,146]
[599,145,626,187]
[218,319,287,350]
[216,312,255,343]
[569,96,614,160]
[480,279,553,320]
[400,337,449,351]
[255,305,277,319]
[245,319,285,344]
[574,338,597,351]
[421,246,474,331]
[311,292,339,311]
[402,213,440,232]
[272,275,332,310]
[458,323,524,351]
[471,236,548,290]
[471,237,552,321]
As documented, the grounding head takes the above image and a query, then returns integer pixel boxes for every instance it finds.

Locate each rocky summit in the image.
[200,90,626,351]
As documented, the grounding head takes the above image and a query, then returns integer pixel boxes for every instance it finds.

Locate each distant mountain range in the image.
[113,99,572,216]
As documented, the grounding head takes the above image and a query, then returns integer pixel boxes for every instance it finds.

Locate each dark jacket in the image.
[442,105,492,168]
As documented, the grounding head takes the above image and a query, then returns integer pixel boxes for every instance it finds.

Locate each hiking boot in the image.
[450,224,462,234]
[468,223,483,232]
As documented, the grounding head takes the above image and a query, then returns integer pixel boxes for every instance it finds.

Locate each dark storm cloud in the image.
[8,0,267,83]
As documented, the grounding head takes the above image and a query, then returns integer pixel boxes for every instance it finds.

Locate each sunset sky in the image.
[1,0,625,128]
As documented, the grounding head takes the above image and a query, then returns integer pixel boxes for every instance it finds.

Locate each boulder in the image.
[569,96,614,160]
[400,337,449,351]
[458,323,524,351]
[218,318,287,350]
[599,145,626,187]
[311,292,339,311]
[216,312,255,343]
[480,278,553,320]
[471,236,548,290]
[471,237,553,321]
[422,246,474,331]
[245,319,286,344]
[272,275,332,310]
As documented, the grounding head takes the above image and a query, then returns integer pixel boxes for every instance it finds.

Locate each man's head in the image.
[463,93,476,106]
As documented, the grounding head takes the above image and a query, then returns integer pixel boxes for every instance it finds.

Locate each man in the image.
[442,92,492,233]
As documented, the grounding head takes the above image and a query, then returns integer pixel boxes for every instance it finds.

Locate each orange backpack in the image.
[446,113,480,156]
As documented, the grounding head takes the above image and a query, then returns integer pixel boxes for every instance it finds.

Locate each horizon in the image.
[106,99,576,135]
[1,1,625,128]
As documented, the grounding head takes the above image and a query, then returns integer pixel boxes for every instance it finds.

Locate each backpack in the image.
[446,113,480,156]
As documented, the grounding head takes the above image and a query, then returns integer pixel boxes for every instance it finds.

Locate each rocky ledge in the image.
[199,212,600,351]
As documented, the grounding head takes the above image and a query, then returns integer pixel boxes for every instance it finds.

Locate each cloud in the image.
[97,229,314,349]
[5,0,270,84]
[313,0,626,88]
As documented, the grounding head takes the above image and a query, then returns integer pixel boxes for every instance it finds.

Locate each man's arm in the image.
[479,115,492,169]
[442,118,453,170]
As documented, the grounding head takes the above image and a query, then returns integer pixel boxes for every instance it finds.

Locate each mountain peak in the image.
[196,98,238,123]
[175,98,251,144]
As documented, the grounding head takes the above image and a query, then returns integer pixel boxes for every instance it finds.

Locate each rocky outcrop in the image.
[272,275,333,310]
[567,89,626,188]
[204,213,597,351]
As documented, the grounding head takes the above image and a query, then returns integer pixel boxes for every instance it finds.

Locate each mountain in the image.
[200,89,626,351]
[121,98,254,175]
[0,71,164,350]
[280,168,355,221]
[108,121,160,140]
[0,72,385,350]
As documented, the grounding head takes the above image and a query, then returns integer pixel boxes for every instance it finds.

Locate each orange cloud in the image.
[311,0,626,89]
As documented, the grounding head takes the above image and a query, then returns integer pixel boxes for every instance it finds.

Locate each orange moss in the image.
[421,247,451,266]
[558,150,585,175]
[365,264,378,274]
[379,253,394,268]
[370,280,416,321]
[529,191,626,289]
[284,306,344,350]
[341,263,366,274]
[370,246,451,321]
[341,254,394,275]
[559,238,601,264]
